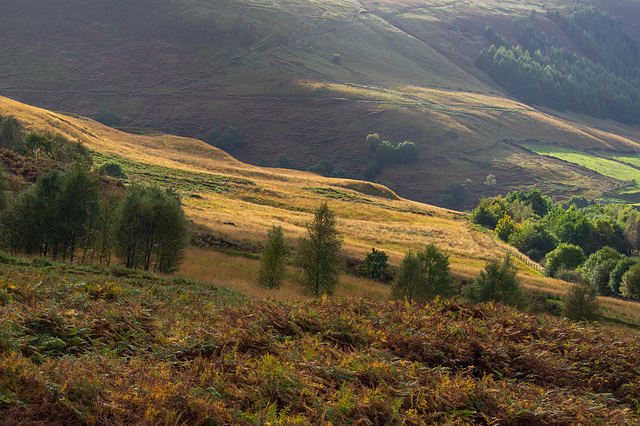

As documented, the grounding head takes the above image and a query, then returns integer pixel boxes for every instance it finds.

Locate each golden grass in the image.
[4,94,640,325]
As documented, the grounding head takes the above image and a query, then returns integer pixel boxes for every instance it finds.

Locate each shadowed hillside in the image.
[1,0,640,206]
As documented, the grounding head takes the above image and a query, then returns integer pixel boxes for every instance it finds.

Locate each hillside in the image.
[2,0,640,206]
[0,260,639,424]
[3,94,640,326]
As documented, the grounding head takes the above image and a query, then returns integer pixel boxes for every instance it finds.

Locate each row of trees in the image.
[257,202,599,319]
[362,133,419,180]
[477,6,640,124]
[0,167,187,273]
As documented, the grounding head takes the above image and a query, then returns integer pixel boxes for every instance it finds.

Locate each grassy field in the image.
[520,142,640,204]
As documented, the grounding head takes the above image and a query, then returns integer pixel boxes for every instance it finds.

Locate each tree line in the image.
[257,201,598,320]
[477,5,640,124]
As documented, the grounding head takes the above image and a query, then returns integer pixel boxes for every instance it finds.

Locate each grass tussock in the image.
[0,261,639,424]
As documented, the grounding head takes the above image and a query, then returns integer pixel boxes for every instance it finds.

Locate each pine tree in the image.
[296,202,342,297]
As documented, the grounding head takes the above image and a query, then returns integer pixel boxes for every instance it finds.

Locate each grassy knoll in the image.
[1,258,640,424]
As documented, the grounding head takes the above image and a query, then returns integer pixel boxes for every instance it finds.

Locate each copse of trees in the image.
[0,165,188,272]
[207,125,245,153]
[470,188,640,301]
[362,133,419,180]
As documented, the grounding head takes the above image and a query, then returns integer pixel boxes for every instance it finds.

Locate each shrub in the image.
[563,280,600,321]
[357,248,389,281]
[257,226,288,289]
[332,53,342,64]
[495,213,518,241]
[464,255,525,307]
[98,161,127,179]
[391,244,454,302]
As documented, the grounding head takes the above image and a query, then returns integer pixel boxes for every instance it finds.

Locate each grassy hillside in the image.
[2,95,639,329]
[1,0,640,206]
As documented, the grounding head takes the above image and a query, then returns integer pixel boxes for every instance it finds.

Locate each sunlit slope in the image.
[2,0,640,205]
[0,96,513,272]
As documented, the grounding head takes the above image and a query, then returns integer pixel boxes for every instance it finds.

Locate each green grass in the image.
[92,152,255,193]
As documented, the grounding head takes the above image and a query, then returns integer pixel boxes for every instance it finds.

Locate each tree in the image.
[464,255,525,307]
[391,244,454,301]
[24,132,53,159]
[563,280,600,321]
[580,246,621,295]
[609,256,638,295]
[296,202,342,297]
[620,264,640,299]
[277,154,294,169]
[357,248,389,281]
[98,161,127,179]
[115,185,187,272]
[544,243,585,278]
[257,226,288,289]
[0,115,25,152]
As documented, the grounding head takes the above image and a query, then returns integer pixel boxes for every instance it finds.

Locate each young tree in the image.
[391,244,454,301]
[563,280,600,321]
[357,248,389,281]
[257,225,288,289]
[296,202,342,297]
[464,255,525,307]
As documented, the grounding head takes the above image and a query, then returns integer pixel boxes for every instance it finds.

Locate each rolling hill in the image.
[2,0,640,207]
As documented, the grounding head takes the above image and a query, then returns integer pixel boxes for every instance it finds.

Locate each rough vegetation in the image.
[0,260,639,424]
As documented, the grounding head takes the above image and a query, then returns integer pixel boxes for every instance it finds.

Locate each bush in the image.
[563,280,601,321]
[495,213,518,241]
[357,248,389,281]
[98,161,127,179]
[391,244,454,302]
[464,255,525,307]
